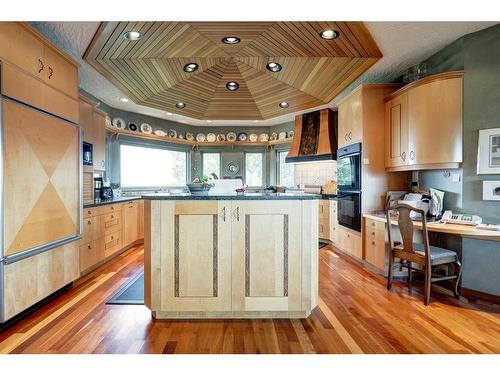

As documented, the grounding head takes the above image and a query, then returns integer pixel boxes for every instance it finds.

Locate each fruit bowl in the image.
[187,183,213,193]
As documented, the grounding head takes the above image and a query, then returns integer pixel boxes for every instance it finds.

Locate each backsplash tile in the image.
[294,161,337,186]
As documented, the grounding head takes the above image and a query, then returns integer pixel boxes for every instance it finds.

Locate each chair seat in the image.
[413,243,458,265]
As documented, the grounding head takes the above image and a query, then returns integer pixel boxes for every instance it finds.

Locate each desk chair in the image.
[386,203,462,305]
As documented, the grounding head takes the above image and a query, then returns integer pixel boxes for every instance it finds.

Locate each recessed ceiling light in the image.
[222,36,240,44]
[266,62,282,72]
[320,29,340,40]
[120,97,130,103]
[253,120,259,123]
[206,120,212,123]
[226,82,240,91]
[176,102,186,109]
[123,31,142,41]
[279,102,289,109]
[166,112,173,116]
[183,63,199,73]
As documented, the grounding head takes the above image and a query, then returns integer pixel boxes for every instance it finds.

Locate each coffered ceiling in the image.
[83,22,382,120]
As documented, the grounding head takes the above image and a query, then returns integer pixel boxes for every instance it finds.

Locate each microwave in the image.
[83,142,93,166]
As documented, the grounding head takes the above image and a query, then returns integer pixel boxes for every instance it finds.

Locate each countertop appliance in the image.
[0,67,81,323]
[83,142,93,166]
[337,143,362,231]
[100,186,113,200]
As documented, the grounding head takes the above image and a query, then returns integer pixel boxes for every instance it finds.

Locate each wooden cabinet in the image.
[93,110,106,171]
[232,201,302,312]
[318,199,330,240]
[122,201,139,248]
[338,88,363,147]
[364,218,387,272]
[43,46,78,99]
[79,98,95,144]
[329,200,338,245]
[155,200,232,312]
[385,92,409,168]
[138,200,145,239]
[385,72,464,171]
[337,226,362,259]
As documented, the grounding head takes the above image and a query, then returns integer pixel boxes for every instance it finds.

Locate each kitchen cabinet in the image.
[385,72,463,171]
[364,217,387,272]
[338,88,363,147]
[232,201,302,312]
[122,200,139,248]
[93,110,106,171]
[319,199,330,240]
[138,200,145,239]
[329,200,338,245]
[337,226,362,259]
[79,97,95,144]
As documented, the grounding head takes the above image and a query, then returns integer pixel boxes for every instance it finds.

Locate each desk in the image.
[363,213,500,242]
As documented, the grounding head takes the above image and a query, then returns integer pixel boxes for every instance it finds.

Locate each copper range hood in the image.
[286,108,338,163]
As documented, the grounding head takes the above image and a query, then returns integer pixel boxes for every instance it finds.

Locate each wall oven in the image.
[337,143,362,231]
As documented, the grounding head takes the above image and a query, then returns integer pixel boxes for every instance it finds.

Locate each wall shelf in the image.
[105,126,293,149]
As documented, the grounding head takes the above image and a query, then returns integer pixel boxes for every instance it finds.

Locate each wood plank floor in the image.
[1,244,499,354]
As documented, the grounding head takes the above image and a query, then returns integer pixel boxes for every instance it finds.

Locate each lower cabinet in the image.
[363,217,387,272]
[122,200,139,248]
[337,226,362,259]
[319,199,330,240]
[329,200,338,244]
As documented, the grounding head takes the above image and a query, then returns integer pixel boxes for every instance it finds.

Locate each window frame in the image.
[201,151,222,179]
[276,149,295,187]
[244,151,265,187]
[118,139,190,191]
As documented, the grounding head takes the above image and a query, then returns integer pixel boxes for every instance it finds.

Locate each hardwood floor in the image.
[1,244,499,354]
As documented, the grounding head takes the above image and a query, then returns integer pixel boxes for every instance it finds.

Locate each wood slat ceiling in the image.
[84,21,382,120]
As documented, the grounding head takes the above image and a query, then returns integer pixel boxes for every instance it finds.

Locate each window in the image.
[120,144,187,188]
[278,151,295,187]
[245,153,264,187]
[202,153,221,179]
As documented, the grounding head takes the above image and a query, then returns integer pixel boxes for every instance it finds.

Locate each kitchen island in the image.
[143,193,320,319]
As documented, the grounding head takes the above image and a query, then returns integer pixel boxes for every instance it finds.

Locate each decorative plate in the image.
[278,131,287,140]
[112,117,126,130]
[227,132,237,142]
[105,116,112,128]
[178,133,184,139]
[167,129,177,138]
[216,134,226,142]
[226,161,240,175]
[128,123,138,132]
[237,132,248,141]
[154,130,166,136]
[196,133,206,142]
[185,132,194,141]
[206,133,216,142]
[258,133,269,142]
[270,132,278,141]
[249,133,258,142]
[140,123,153,134]
[288,130,294,138]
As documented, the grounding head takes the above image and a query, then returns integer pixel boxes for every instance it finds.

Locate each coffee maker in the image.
[94,177,103,200]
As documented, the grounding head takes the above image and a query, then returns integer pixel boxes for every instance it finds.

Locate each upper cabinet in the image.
[338,89,363,148]
[79,96,106,171]
[384,72,464,171]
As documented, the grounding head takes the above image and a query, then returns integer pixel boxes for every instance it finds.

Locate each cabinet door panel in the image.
[122,201,138,247]
[159,201,231,311]
[232,201,302,312]
[93,111,106,171]
[385,93,409,168]
[44,46,78,99]
[407,77,463,165]
[79,99,95,144]
[338,89,363,147]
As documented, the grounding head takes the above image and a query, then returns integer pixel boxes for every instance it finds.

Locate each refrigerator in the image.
[0,66,82,323]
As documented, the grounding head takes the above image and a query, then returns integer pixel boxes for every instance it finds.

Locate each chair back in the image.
[386,202,431,265]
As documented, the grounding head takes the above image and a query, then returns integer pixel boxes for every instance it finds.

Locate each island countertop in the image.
[142,192,321,200]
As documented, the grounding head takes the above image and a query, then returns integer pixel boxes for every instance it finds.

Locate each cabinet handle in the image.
[222,207,226,222]
[401,151,406,161]
[371,222,375,226]
[372,231,375,235]
[87,245,92,250]
[111,236,114,240]
[344,133,348,141]
[348,131,352,140]
[87,210,92,215]
[87,220,91,225]
[410,150,415,160]
[48,66,53,79]
[111,206,114,210]
[235,207,240,222]
[111,215,114,219]
[37,58,44,73]
[372,241,375,246]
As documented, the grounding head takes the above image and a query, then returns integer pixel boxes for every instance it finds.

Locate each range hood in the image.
[286,108,338,163]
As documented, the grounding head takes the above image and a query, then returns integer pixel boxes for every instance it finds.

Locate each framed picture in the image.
[477,128,500,174]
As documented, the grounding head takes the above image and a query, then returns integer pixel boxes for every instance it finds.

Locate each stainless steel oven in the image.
[337,191,362,231]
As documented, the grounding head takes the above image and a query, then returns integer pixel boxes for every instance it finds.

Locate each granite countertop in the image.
[83,195,142,208]
[142,192,321,200]
[321,193,337,199]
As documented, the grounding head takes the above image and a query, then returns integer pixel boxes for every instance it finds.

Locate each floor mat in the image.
[107,272,144,305]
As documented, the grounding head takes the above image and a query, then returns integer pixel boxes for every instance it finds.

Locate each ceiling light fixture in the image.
[120,97,130,103]
[226,82,240,91]
[176,102,186,109]
[206,120,212,123]
[253,120,259,123]
[123,31,143,41]
[183,62,199,73]
[222,36,240,44]
[166,112,173,116]
[320,29,340,40]
[266,62,282,72]
[279,102,289,109]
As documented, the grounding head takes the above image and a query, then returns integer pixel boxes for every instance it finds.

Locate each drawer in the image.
[319,218,330,239]
[79,238,105,273]
[365,218,385,232]
[104,211,121,233]
[338,227,362,258]
[319,200,330,219]
[104,231,122,257]
[83,206,105,219]
[364,235,386,272]
[122,200,138,209]
[329,222,338,245]
[81,216,102,243]
[103,204,122,214]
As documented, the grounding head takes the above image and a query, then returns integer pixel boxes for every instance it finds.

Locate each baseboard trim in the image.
[462,288,500,305]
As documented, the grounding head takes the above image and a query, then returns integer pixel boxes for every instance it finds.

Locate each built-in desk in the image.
[363,213,500,241]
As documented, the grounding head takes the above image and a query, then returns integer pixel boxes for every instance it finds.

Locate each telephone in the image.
[441,211,482,226]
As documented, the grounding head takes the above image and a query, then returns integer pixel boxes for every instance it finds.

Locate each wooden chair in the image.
[386,203,463,305]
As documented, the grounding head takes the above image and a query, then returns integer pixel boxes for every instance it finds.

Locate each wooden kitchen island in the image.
[143,193,320,319]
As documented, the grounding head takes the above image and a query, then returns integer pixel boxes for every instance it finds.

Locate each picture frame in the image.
[477,128,500,174]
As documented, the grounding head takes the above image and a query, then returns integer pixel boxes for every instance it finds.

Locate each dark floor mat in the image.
[319,241,329,249]
[107,272,144,305]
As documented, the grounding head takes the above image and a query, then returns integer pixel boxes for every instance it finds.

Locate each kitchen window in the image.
[277,151,295,187]
[245,152,264,187]
[120,144,187,188]
[202,153,221,179]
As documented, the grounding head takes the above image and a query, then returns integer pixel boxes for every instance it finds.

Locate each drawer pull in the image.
[87,210,92,215]
[87,245,92,250]
[111,206,114,210]
[372,241,375,246]
[37,58,44,73]
[371,222,375,226]
[372,231,375,235]
[111,236,114,240]
[111,215,114,219]
[87,220,91,225]
[48,66,53,79]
